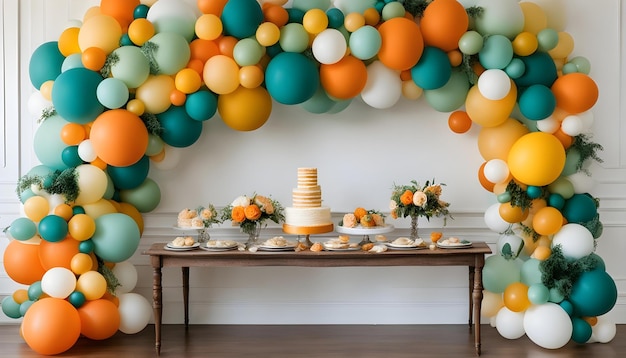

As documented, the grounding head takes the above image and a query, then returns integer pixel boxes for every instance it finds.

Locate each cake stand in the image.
[173,225,211,243]
[335,224,395,245]
[282,223,334,246]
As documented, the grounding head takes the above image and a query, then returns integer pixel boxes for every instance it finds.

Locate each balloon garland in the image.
[2,0,616,354]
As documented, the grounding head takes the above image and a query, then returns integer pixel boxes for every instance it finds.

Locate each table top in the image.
[144,242,492,268]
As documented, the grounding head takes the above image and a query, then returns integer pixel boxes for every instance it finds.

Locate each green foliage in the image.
[98,258,120,294]
[141,112,162,136]
[540,245,601,298]
[401,0,429,17]
[570,134,604,174]
[46,168,80,203]
[141,41,160,75]
[38,107,57,124]
[100,51,119,79]
[506,180,535,211]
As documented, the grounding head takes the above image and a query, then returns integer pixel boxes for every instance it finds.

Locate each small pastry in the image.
[183,236,195,246]
[361,243,374,251]
[310,242,323,252]
[375,235,387,242]
[339,235,350,244]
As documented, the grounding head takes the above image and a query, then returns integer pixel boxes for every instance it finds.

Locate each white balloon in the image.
[536,116,559,133]
[566,172,595,194]
[523,303,573,349]
[497,233,524,258]
[552,223,594,260]
[41,267,77,299]
[592,315,617,343]
[312,29,347,65]
[484,203,511,233]
[484,159,510,184]
[78,139,97,162]
[27,91,52,117]
[118,293,153,334]
[495,307,526,339]
[112,261,138,294]
[360,61,402,109]
[477,69,511,100]
[560,115,583,136]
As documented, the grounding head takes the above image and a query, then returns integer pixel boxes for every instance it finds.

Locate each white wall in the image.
[1,0,625,325]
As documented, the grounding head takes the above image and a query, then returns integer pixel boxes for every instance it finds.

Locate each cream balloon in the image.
[74,164,108,205]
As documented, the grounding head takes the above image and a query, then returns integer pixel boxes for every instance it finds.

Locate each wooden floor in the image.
[0,324,623,357]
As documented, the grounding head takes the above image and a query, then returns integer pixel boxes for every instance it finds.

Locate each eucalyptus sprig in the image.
[141,41,160,75]
[141,112,163,136]
[540,245,602,298]
[100,51,119,79]
[504,180,535,211]
[400,0,430,18]
[46,168,80,203]
[570,134,604,175]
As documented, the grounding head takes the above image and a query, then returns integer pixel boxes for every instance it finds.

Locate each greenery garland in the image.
[100,51,119,79]
[570,134,604,174]
[140,41,160,75]
[540,245,602,298]
[141,112,162,136]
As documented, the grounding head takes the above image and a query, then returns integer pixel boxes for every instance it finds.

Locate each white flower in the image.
[389,200,397,211]
[232,195,250,207]
[413,191,427,207]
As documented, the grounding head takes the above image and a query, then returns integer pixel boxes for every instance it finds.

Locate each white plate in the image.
[202,241,239,251]
[172,225,205,231]
[257,245,296,251]
[335,224,395,235]
[385,243,427,250]
[164,243,200,251]
[323,245,360,251]
[437,241,472,249]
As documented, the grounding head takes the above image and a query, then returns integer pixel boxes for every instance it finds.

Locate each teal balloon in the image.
[149,32,191,75]
[562,194,597,223]
[29,41,65,89]
[293,0,331,11]
[326,8,345,29]
[157,105,203,148]
[518,84,556,120]
[520,258,543,286]
[265,52,319,105]
[221,0,264,39]
[478,35,513,70]
[504,58,525,79]
[526,186,542,199]
[559,299,574,316]
[513,51,557,88]
[1,296,22,319]
[38,214,68,242]
[286,8,305,23]
[73,206,86,215]
[9,217,38,241]
[134,4,149,19]
[327,98,353,114]
[548,193,565,210]
[51,68,104,124]
[569,268,617,317]
[120,34,133,47]
[92,213,141,262]
[349,25,381,60]
[107,156,150,190]
[185,90,217,121]
[527,283,550,305]
[33,114,70,171]
[587,253,606,271]
[79,239,95,254]
[61,145,84,167]
[68,291,86,308]
[119,177,161,213]
[301,84,336,114]
[411,47,451,90]
[28,281,43,301]
[482,255,521,293]
[19,300,35,316]
[571,317,592,344]
[423,69,470,112]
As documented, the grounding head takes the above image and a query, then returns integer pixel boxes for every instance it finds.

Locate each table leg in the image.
[472,265,484,356]
[468,266,475,328]
[182,267,190,328]
[152,264,163,355]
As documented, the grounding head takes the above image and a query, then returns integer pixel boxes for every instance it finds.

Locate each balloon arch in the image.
[2,0,616,354]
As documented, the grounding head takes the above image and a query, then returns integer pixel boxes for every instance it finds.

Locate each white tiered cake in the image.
[283,168,334,235]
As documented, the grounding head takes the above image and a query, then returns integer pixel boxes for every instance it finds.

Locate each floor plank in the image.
[0,324,622,357]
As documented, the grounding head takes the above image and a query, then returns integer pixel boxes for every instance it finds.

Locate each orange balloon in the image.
[89,109,149,167]
[198,0,228,15]
[498,202,529,223]
[70,253,94,275]
[466,83,518,127]
[13,289,29,304]
[190,39,220,62]
[68,213,96,241]
[217,36,238,58]
[363,8,381,26]
[81,47,107,71]
[344,13,365,32]
[477,162,495,192]
[552,128,573,149]
[420,0,469,52]
[61,123,87,145]
[319,55,367,99]
[263,4,289,27]
[583,316,598,326]
[532,207,564,236]
[239,65,265,89]
[532,245,552,260]
[377,17,424,71]
[90,156,108,170]
[38,235,80,270]
[551,73,598,114]
[477,118,529,161]
[100,0,139,31]
[447,50,463,67]
[448,110,472,134]
[22,298,81,355]
[3,240,46,285]
[118,202,144,235]
[187,59,205,75]
[127,18,155,46]
[175,68,202,94]
[503,282,531,312]
[77,299,121,340]
[218,86,272,131]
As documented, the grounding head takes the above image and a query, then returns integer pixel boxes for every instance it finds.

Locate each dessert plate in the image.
[335,224,394,235]
[322,244,359,251]
[437,240,472,249]
[201,241,239,251]
[257,245,296,251]
[385,242,427,250]
[164,243,200,251]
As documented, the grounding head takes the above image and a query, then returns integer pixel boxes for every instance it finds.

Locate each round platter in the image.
[172,225,205,231]
[282,223,334,235]
[335,224,395,236]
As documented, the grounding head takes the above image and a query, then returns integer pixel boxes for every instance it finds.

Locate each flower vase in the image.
[197,228,210,243]
[410,215,420,241]
[246,223,262,248]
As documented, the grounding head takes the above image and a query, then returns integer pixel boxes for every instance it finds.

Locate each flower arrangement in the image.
[389,179,451,222]
[221,194,285,236]
[196,204,222,228]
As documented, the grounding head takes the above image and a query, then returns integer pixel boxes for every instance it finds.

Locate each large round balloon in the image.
[77,298,121,340]
[377,17,424,71]
[420,0,468,52]
[118,177,162,213]
[117,292,153,334]
[218,86,272,131]
[3,240,46,285]
[157,105,203,147]
[92,213,141,262]
[319,55,367,99]
[523,302,573,349]
[507,132,566,186]
[477,118,529,161]
[483,254,521,293]
[265,52,319,105]
[29,42,65,89]
[551,73,599,114]
[562,193,598,223]
[569,268,617,317]
[107,156,150,190]
[411,46,452,90]
[22,298,81,355]
[148,32,191,75]
[89,109,149,166]
[110,46,151,89]
[51,68,104,124]
[221,0,264,39]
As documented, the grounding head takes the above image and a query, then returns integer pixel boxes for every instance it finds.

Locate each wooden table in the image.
[143,242,492,355]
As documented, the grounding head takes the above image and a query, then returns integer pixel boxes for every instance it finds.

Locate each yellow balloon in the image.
[78,14,123,54]
[39,80,54,101]
[58,27,81,57]
[135,75,175,114]
[195,14,223,41]
[548,32,574,59]
[82,198,118,219]
[256,22,280,47]
[76,271,107,300]
[507,132,566,186]
[68,213,96,241]
[175,68,202,94]
[203,55,240,95]
[239,65,264,89]
[401,80,423,100]
[520,2,547,35]
[512,32,538,57]
[303,9,328,35]
[481,290,504,318]
[70,253,94,275]
[218,86,272,131]
[127,18,155,46]
[126,98,145,116]
[74,164,108,205]
[23,196,50,222]
[466,82,517,127]
[477,118,529,161]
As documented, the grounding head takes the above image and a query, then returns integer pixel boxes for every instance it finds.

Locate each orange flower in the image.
[244,204,262,220]
[400,190,414,205]
[353,207,367,222]
[425,184,442,197]
[231,206,245,222]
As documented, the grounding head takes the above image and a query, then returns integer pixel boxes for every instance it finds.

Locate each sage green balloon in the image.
[233,38,264,67]
[547,177,574,200]
[423,70,470,112]
[119,177,161,213]
[279,23,309,53]
[292,0,331,11]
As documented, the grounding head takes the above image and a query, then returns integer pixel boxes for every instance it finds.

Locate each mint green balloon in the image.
[33,114,70,171]
[334,0,376,14]
[537,28,558,52]
[458,31,484,55]
[382,2,406,20]
[279,23,309,53]
[233,38,264,66]
[92,213,141,263]
[349,25,381,60]
[423,70,470,112]
[483,255,522,293]
[547,177,574,199]
[145,134,164,157]
[569,56,591,75]
[293,0,331,11]
[301,85,335,114]
[528,283,550,305]
[149,32,191,75]
[119,177,161,213]
[110,46,150,89]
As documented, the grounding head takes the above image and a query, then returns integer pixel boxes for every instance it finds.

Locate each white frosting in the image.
[284,207,332,227]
